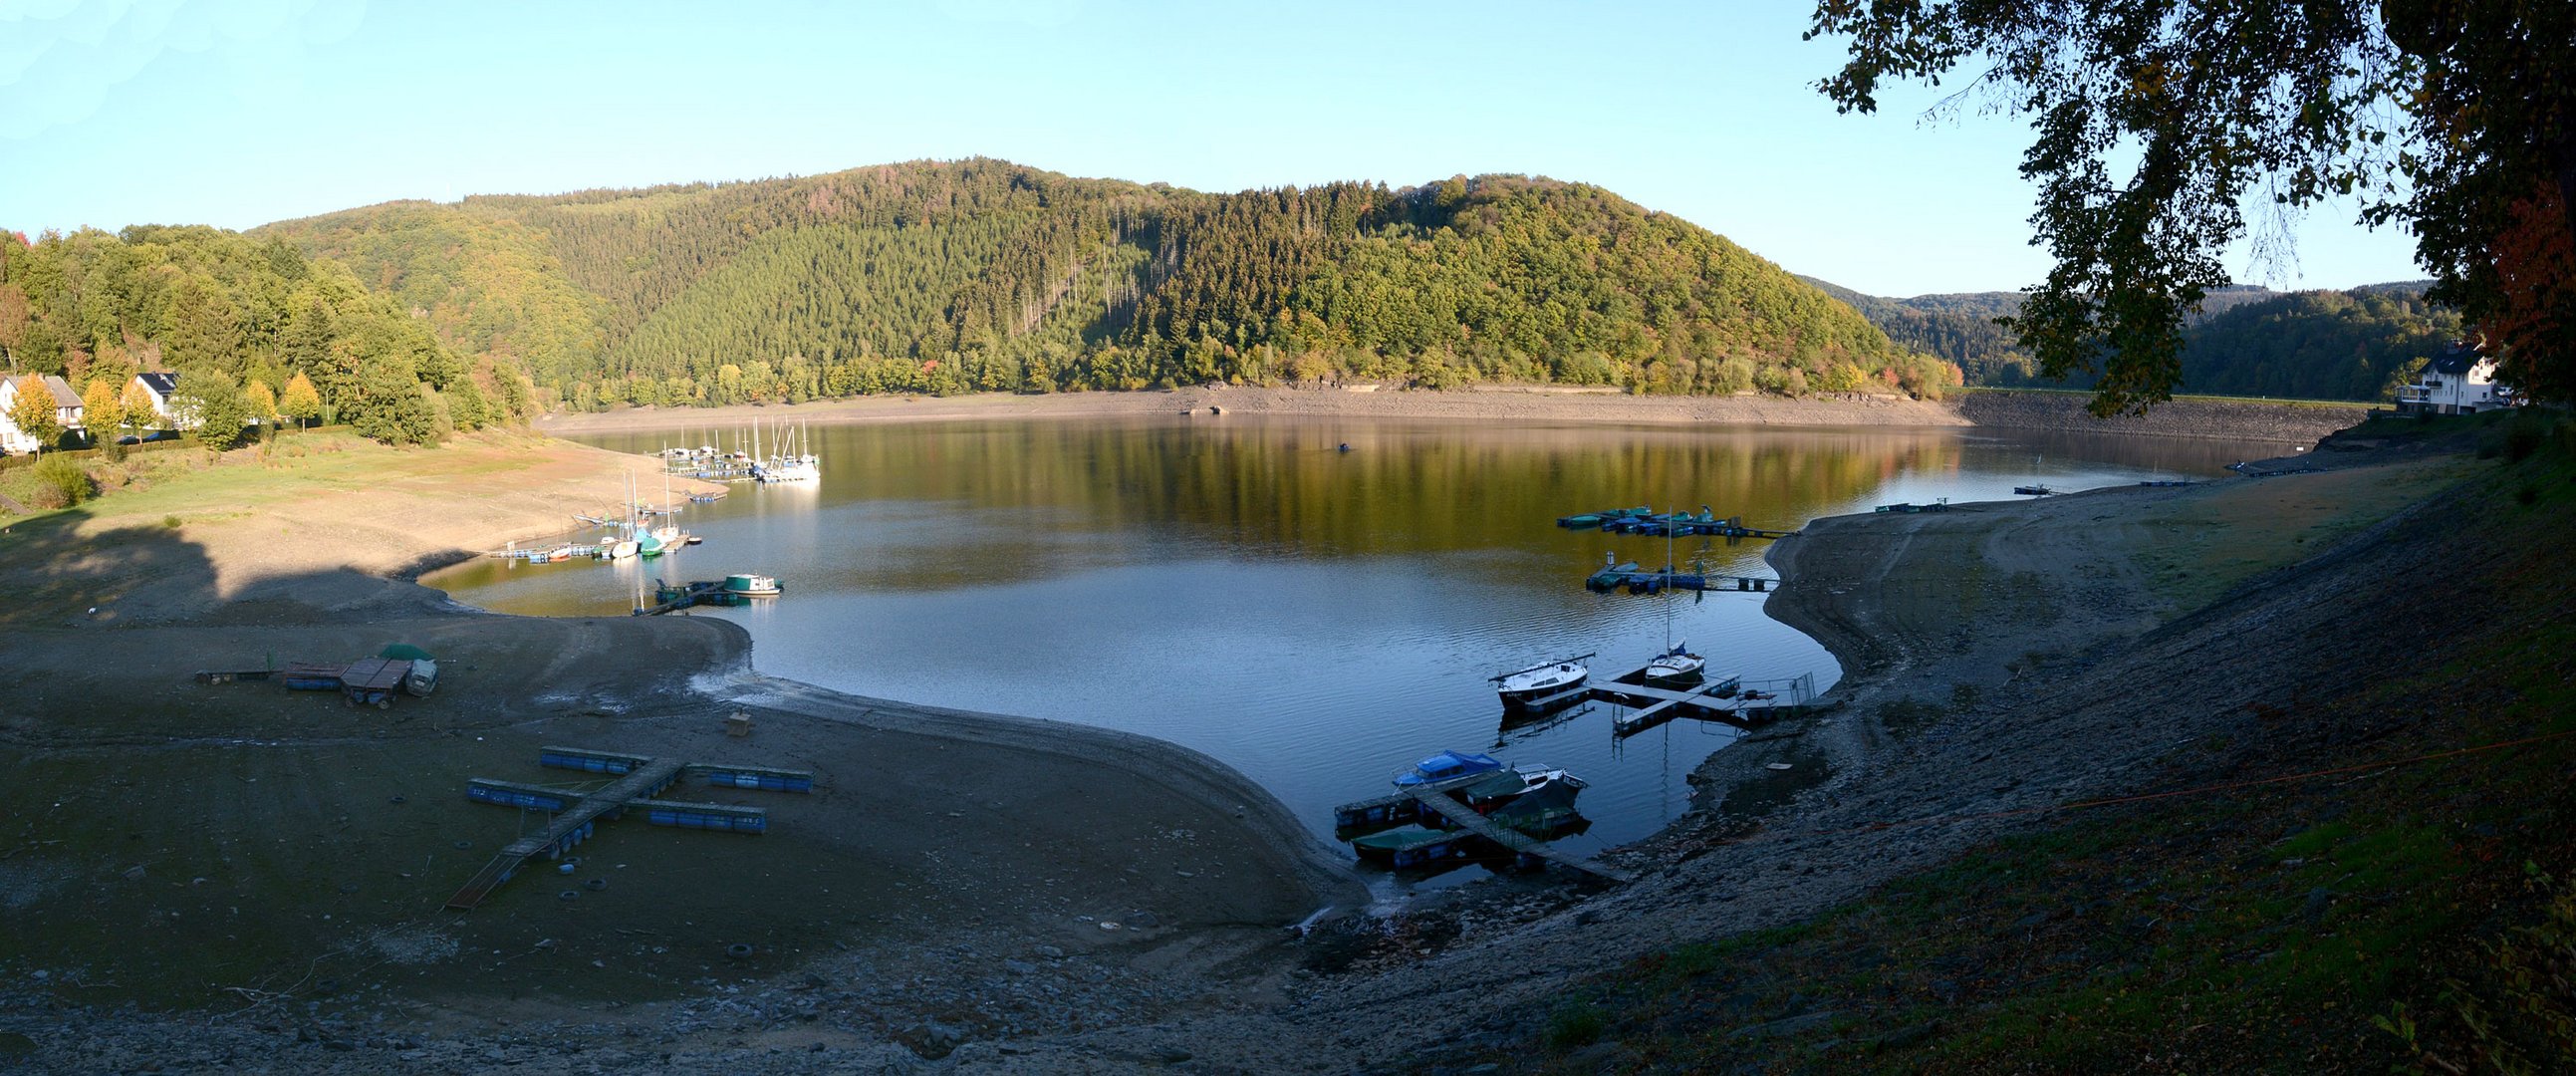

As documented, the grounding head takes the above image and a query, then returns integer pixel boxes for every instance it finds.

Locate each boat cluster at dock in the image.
[1331,499,1819,881]
[657,418,822,484]
[485,428,813,611]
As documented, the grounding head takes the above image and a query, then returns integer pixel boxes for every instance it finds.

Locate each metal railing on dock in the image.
[1600,672,1820,739]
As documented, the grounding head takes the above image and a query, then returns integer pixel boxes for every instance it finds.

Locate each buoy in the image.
[557,862,576,875]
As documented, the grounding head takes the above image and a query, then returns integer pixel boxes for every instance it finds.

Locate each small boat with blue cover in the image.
[1395,750,1503,787]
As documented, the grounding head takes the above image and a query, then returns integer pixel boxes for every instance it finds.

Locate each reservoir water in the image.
[428,414,2290,894]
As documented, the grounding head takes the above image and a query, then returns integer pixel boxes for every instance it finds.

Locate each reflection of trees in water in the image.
[803,420,1966,561]
[578,419,2270,596]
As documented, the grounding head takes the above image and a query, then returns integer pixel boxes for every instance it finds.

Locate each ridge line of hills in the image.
[2,158,2465,441]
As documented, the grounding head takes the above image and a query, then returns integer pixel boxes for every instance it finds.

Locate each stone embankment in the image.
[1955,388,2371,443]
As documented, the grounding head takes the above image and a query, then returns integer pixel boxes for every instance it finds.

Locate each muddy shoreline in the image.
[0,401,2412,1071]
[0,429,1362,1072]
[540,385,2373,447]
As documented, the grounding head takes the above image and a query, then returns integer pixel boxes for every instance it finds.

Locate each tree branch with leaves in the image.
[1810,0,2575,413]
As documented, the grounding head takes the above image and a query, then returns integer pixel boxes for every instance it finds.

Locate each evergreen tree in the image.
[349,354,437,445]
[176,371,253,451]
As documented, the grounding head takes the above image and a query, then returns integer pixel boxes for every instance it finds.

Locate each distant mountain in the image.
[1805,277,2461,402]
[261,159,1957,410]
[1797,277,2029,386]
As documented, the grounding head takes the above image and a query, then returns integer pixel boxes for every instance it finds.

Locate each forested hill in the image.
[1806,276,2464,403]
[258,159,1957,410]
[0,224,522,448]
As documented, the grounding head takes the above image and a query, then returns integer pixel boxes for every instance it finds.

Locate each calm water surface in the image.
[430,415,2289,895]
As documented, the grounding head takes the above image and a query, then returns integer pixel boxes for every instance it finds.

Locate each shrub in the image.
[2503,422,2544,463]
[1545,1001,1608,1050]
[30,453,93,506]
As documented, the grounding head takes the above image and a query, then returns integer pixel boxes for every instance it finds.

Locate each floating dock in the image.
[635,579,746,616]
[1584,567,1776,594]
[443,746,816,911]
[1403,788,1630,883]
[1590,672,1822,739]
[1332,770,1495,836]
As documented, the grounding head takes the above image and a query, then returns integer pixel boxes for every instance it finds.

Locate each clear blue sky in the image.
[1,0,2424,297]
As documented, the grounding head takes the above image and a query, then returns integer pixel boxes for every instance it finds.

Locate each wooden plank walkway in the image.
[1406,788,1632,884]
[1332,771,1499,833]
[1601,677,1753,737]
[444,758,683,910]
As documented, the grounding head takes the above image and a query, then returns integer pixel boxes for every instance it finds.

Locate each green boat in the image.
[1349,827,1477,869]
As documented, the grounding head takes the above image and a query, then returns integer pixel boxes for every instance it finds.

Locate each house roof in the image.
[2432,342,2480,377]
[136,372,179,398]
[39,374,80,408]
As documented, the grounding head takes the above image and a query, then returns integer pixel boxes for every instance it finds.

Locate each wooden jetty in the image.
[1590,671,1822,739]
[1874,498,1950,514]
[1332,770,1496,836]
[634,579,741,616]
[1404,788,1631,883]
[1600,511,1796,540]
[443,745,815,911]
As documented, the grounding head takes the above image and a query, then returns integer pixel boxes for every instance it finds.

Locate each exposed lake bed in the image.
[433,412,2297,896]
[6,392,2442,1072]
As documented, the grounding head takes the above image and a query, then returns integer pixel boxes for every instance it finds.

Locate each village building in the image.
[132,372,193,429]
[0,374,85,454]
[2395,342,2513,415]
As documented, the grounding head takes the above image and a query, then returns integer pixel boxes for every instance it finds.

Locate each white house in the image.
[0,374,84,453]
[132,372,194,429]
[2396,342,2512,415]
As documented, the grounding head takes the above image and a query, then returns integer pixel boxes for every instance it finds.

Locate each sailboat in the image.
[1642,506,1705,684]
[753,418,820,482]
[602,472,642,560]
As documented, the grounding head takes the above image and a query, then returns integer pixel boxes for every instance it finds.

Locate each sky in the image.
[0,0,2426,298]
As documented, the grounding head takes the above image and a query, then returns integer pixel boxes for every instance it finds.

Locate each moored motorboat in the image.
[1440,765,1587,818]
[1493,654,1593,709]
[1643,641,1705,685]
[1394,749,1503,787]
[1349,826,1478,869]
[723,573,784,597]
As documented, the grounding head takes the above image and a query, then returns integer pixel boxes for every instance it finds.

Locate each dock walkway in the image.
[1404,788,1632,884]
[1591,672,1822,739]
[1332,771,1494,834]
[1597,676,1748,736]
[444,758,684,910]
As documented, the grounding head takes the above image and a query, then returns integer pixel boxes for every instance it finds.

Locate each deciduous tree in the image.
[9,375,62,448]
[1809,0,2575,412]
[80,379,124,444]
[280,372,322,426]
[121,379,157,435]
